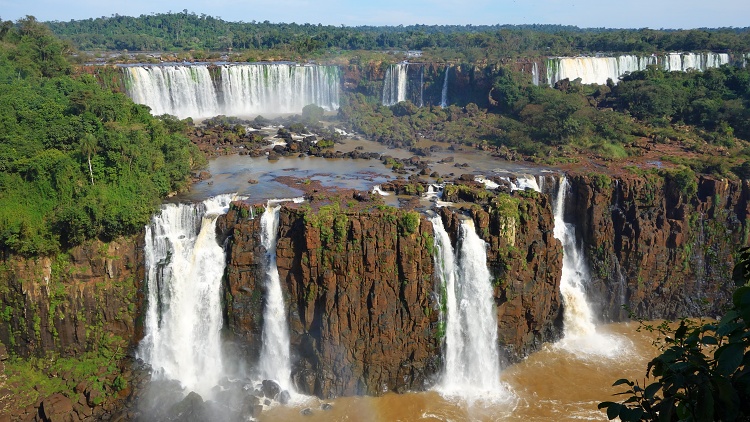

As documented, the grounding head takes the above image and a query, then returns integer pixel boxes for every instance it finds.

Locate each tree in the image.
[79,133,97,185]
[600,247,750,421]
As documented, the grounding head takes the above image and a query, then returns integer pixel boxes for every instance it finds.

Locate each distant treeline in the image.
[43,11,750,57]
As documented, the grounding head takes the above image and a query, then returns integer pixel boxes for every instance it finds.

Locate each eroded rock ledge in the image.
[217,188,562,398]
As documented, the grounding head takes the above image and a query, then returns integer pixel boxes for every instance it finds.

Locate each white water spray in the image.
[552,177,626,356]
[139,195,235,397]
[440,66,450,108]
[124,63,340,119]
[432,216,510,399]
[372,185,390,196]
[258,200,295,390]
[546,52,734,86]
[382,63,409,106]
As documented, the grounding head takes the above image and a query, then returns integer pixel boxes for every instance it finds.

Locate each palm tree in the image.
[80,133,97,185]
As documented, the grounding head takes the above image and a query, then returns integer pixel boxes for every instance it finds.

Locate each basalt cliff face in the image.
[0,238,144,420]
[1,173,747,408]
[568,174,750,321]
[217,190,562,398]
[0,237,143,357]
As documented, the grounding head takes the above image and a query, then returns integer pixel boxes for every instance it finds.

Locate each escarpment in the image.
[217,189,562,398]
[0,237,144,357]
[569,173,750,320]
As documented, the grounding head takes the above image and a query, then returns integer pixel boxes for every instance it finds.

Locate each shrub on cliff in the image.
[600,247,750,421]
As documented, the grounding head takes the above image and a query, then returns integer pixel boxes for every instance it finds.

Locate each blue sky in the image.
[1,0,748,28]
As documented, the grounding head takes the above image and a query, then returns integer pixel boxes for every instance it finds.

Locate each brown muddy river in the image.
[259,322,659,422]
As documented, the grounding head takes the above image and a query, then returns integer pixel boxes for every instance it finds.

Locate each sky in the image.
[1,0,748,29]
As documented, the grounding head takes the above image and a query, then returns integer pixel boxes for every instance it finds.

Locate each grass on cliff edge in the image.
[2,334,127,410]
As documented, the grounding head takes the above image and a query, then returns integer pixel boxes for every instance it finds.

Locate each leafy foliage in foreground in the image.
[600,247,750,421]
[0,18,205,255]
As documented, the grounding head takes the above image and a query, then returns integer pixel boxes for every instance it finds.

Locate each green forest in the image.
[0,17,205,256]
[44,11,750,60]
[338,64,750,179]
[3,13,750,256]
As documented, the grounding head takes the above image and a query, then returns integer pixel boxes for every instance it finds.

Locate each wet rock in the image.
[168,391,207,422]
[300,408,313,416]
[321,403,333,411]
[278,390,291,405]
[239,403,263,420]
[261,380,281,399]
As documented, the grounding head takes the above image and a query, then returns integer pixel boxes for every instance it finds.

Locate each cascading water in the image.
[123,63,340,119]
[552,177,625,356]
[531,62,540,86]
[546,52,735,86]
[419,67,424,107]
[440,66,450,108]
[432,216,510,399]
[546,55,656,86]
[382,63,408,106]
[139,194,235,397]
[258,200,294,390]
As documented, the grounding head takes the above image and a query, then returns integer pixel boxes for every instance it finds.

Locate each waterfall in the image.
[546,55,655,86]
[531,62,540,86]
[546,52,734,86]
[663,52,730,72]
[258,200,293,390]
[382,63,409,106]
[432,215,507,398]
[139,194,235,397]
[475,175,541,192]
[440,66,450,108]
[123,63,341,119]
[372,185,390,196]
[553,177,598,339]
[124,65,219,119]
[419,67,424,107]
[552,177,625,356]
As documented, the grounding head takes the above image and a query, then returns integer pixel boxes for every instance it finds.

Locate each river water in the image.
[259,322,657,422]
[168,137,646,421]
[175,137,546,204]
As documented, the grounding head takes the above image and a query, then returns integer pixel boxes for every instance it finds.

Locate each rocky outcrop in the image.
[0,236,144,357]
[569,173,750,321]
[439,190,563,359]
[219,203,441,398]
[0,237,144,421]
[218,189,562,398]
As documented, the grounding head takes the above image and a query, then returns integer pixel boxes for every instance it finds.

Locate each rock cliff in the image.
[568,173,750,320]
[0,237,143,357]
[217,189,562,398]
[0,237,144,420]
